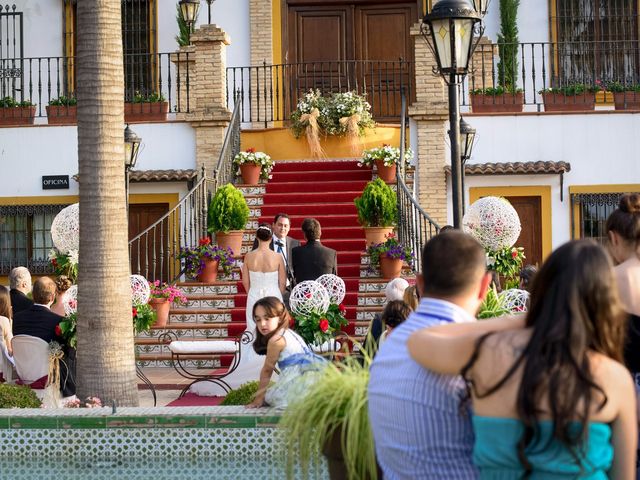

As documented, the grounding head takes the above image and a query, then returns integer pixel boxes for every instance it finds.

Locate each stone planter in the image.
[239,163,261,185]
[46,105,77,125]
[379,255,403,280]
[149,298,171,328]
[470,93,524,113]
[542,93,595,112]
[197,258,219,283]
[124,101,169,122]
[613,92,640,110]
[0,106,36,126]
[215,230,244,257]
[363,227,394,247]
[375,160,396,183]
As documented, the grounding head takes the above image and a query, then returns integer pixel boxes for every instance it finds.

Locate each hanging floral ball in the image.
[130,274,151,306]
[316,274,346,305]
[463,196,521,251]
[289,281,330,317]
[500,288,530,314]
[63,285,78,316]
[51,203,79,255]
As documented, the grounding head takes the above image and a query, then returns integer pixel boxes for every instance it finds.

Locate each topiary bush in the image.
[0,384,42,408]
[354,178,398,227]
[220,381,260,406]
[207,183,250,233]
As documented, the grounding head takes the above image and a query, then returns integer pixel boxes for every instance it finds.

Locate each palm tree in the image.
[75,0,139,405]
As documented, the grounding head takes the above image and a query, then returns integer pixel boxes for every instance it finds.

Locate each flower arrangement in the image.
[289,89,329,139]
[63,396,103,408]
[133,303,156,334]
[48,95,77,106]
[178,237,235,279]
[606,81,640,93]
[470,86,523,95]
[150,281,188,305]
[48,248,79,283]
[57,310,77,349]
[131,91,165,103]
[293,303,348,346]
[0,96,34,108]
[232,148,274,180]
[487,246,525,289]
[359,144,413,168]
[367,233,414,269]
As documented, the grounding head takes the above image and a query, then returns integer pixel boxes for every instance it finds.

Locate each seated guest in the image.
[13,277,75,396]
[9,267,33,315]
[409,240,636,478]
[362,278,409,357]
[377,300,411,347]
[291,218,337,284]
[368,231,492,479]
[51,276,73,317]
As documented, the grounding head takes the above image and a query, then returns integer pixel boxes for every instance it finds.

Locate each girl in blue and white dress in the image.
[247,296,326,408]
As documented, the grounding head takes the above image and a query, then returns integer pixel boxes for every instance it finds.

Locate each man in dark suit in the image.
[291,218,338,284]
[252,213,301,292]
[9,266,33,315]
[13,276,76,396]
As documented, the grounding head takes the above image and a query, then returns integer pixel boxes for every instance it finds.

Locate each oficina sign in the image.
[42,175,70,190]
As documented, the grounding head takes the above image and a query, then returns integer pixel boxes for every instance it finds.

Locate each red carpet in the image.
[166,392,225,407]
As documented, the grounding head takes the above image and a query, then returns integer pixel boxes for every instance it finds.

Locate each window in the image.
[551,0,638,84]
[570,192,621,243]
[0,205,67,274]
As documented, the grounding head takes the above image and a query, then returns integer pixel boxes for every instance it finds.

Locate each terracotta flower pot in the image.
[0,106,36,126]
[613,92,640,110]
[124,101,169,122]
[215,230,244,257]
[379,255,403,280]
[542,93,595,112]
[364,227,394,247]
[197,258,220,283]
[470,93,524,113]
[149,298,171,328]
[239,163,261,185]
[46,105,77,125]
[375,160,396,183]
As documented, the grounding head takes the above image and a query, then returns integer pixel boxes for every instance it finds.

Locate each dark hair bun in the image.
[256,223,272,242]
[619,193,640,214]
[55,275,72,292]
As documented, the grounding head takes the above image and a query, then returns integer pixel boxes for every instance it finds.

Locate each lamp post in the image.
[124,124,142,210]
[179,0,200,34]
[205,0,215,24]
[421,0,484,228]
[458,117,476,211]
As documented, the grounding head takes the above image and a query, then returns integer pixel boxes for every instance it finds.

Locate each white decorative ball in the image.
[316,274,346,304]
[499,288,530,313]
[51,203,79,254]
[463,196,521,251]
[62,285,78,316]
[130,274,151,305]
[289,281,330,317]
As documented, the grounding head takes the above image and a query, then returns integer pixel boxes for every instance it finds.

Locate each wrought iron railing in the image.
[396,92,440,272]
[0,51,192,119]
[463,40,640,111]
[226,60,414,126]
[128,96,242,282]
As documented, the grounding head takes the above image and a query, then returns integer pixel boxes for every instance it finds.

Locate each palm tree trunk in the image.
[75,0,139,406]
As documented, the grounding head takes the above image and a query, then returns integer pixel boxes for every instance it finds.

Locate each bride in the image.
[190,224,285,395]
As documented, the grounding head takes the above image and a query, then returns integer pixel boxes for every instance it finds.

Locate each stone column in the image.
[170,45,196,116]
[408,24,449,227]
[249,0,274,128]
[182,25,232,173]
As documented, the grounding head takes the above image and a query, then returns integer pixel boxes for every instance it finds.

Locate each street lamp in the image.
[457,117,477,211]
[473,0,491,16]
[421,0,483,228]
[124,125,142,209]
[179,0,200,32]
[205,0,215,24]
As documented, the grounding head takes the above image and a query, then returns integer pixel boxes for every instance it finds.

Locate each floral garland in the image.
[232,148,274,180]
[359,144,413,168]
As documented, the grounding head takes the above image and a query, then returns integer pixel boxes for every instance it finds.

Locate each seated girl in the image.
[247,296,326,408]
[408,240,637,479]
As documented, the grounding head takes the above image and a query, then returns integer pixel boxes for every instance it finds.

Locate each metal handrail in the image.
[212,91,242,191]
[397,91,440,272]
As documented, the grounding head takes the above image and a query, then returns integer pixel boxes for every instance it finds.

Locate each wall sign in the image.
[42,175,70,190]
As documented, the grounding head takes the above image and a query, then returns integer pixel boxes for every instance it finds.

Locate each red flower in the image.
[304,292,312,299]
[55,325,62,337]
[338,303,347,314]
[511,250,518,259]
[246,147,256,153]
[132,307,138,318]
[319,319,329,332]
[51,258,58,267]
[198,237,211,246]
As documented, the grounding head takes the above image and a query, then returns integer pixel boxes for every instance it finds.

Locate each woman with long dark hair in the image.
[0,288,12,358]
[408,240,637,478]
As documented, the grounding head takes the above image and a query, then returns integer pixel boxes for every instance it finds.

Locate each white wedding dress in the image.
[190,270,282,396]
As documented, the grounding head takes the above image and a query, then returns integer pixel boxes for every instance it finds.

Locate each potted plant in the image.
[470,86,524,113]
[133,303,157,335]
[367,233,414,280]
[46,95,77,124]
[359,145,413,183]
[486,245,525,290]
[233,147,274,185]
[607,82,640,110]
[540,83,600,112]
[0,97,36,126]
[178,237,235,283]
[280,353,379,480]
[354,178,398,246]
[148,281,188,327]
[208,183,250,256]
[125,91,169,122]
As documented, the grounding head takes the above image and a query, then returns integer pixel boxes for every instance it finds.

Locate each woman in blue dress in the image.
[408,240,637,479]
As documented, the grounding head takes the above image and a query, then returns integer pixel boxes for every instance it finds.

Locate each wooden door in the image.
[504,196,542,268]
[128,203,169,281]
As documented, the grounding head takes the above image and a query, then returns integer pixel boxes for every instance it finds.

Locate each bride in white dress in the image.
[190,224,285,395]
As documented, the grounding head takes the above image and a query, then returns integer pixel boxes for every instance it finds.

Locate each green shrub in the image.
[0,384,42,408]
[0,96,34,108]
[220,381,260,406]
[354,178,397,227]
[539,83,601,95]
[48,95,77,107]
[207,183,250,233]
[470,86,523,95]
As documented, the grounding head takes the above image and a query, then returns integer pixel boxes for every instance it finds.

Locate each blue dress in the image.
[472,416,613,479]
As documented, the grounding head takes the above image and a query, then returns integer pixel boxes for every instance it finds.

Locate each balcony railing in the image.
[226,60,415,126]
[0,51,192,119]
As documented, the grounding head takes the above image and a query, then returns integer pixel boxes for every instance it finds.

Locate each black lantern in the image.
[473,0,491,17]
[179,0,200,31]
[124,124,141,171]
[205,0,215,24]
[460,117,477,162]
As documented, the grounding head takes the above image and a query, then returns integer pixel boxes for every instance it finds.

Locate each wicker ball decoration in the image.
[316,274,346,304]
[130,274,151,306]
[50,203,79,254]
[289,281,330,317]
[500,288,530,313]
[463,196,521,251]
[62,285,78,316]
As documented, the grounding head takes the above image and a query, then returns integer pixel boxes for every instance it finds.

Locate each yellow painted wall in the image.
[241,126,402,160]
